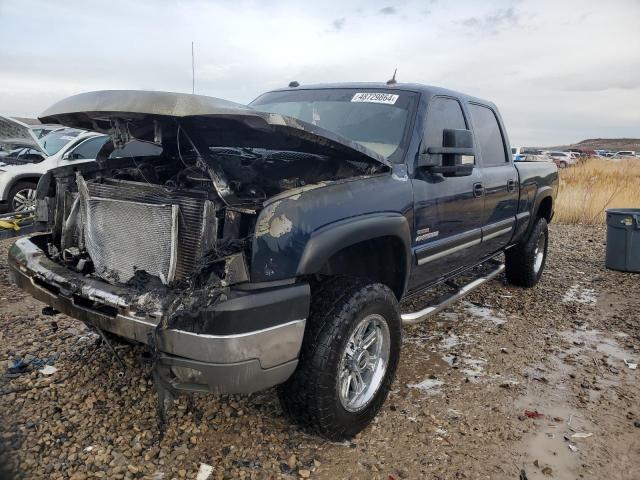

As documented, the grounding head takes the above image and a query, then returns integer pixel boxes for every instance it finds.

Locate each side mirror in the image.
[418,128,475,177]
[62,151,72,160]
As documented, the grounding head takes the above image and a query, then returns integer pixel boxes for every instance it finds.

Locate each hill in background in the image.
[548,138,640,151]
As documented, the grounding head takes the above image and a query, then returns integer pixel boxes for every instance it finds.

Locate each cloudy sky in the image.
[1,0,638,146]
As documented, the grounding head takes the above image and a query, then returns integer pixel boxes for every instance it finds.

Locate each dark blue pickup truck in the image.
[8,84,557,439]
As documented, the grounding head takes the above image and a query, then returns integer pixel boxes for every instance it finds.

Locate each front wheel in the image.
[8,181,38,213]
[278,278,401,440]
[505,217,549,288]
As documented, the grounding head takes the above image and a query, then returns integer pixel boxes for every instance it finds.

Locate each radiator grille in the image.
[85,198,178,284]
[77,176,218,284]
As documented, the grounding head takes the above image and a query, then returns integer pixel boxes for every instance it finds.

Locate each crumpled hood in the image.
[38,90,390,168]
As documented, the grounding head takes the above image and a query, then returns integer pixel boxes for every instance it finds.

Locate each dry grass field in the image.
[555,158,640,224]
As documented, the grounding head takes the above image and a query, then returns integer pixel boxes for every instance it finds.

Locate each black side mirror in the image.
[418,128,475,177]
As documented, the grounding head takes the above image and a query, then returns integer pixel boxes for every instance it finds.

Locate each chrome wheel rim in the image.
[533,231,546,274]
[338,314,390,412]
[12,188,37,212]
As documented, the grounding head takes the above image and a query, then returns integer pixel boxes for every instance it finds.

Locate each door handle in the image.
[473,183,484,197]
[507,179,517,192]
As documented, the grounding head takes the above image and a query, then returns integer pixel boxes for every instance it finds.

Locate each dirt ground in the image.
[1,224,639,480]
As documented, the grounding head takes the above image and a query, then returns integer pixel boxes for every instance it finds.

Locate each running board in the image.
[401,263,505,325]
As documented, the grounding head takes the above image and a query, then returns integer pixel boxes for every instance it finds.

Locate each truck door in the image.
[408,96,485,292]
[467,103,519,257]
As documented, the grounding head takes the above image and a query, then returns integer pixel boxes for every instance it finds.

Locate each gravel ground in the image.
[1,224,639,479]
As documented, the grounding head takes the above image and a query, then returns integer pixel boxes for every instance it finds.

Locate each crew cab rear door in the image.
[467,103,518,256]
[408,96,485,292]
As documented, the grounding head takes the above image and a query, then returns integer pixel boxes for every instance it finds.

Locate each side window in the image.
[424,97,470,166]
[468,104,508,166]
[68,136,109,160]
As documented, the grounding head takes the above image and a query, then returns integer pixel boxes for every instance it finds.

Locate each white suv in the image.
[0,122,107,213]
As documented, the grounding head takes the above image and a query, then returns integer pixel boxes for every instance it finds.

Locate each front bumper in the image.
[8,234,310,394]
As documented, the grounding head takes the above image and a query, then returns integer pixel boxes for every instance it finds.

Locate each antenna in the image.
[191,41,195,94]
[386,68,397,85]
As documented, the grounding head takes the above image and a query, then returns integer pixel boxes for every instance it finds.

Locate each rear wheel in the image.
[558,160,568,168]
[8,181,38,213]
[505,217,549,288]
[278,277,401,440]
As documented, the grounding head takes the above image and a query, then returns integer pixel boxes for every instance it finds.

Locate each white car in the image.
[543,151,577,168]
[613,150,636,158]
[0,118,108,212]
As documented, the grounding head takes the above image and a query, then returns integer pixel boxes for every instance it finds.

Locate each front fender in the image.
[250,171,414,283]
[296,213,411,276]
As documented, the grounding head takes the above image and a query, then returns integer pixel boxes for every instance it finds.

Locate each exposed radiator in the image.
[77,176,218,284]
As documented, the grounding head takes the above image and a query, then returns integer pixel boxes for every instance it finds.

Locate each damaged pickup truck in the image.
[8,85,557,440]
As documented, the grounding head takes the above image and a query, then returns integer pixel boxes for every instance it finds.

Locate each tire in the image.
[278,277,401,440]
[7,181,38,213]
[558,161,568,168]
[505,216,549,288]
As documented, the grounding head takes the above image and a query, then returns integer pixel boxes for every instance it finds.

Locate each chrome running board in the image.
[401,262,505,325]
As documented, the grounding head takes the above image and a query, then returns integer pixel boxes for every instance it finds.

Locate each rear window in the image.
[468,104,508,166]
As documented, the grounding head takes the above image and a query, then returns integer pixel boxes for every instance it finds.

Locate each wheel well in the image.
[9,177,40,191]
[317,236,406,299]
[537,196,553,222]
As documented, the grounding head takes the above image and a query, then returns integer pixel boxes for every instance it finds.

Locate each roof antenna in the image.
[386,68,397,85]
[191,41,195,94]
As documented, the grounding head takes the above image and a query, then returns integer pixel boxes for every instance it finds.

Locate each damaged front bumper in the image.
[8,234,310,394]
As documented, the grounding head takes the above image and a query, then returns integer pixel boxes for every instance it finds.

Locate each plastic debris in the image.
[624,359,637,370]
[196,463,214,480]
[38,365,58,375]
[83,445,95,452]
[568,444,578,452]
[7,359,29,375]
[524,410,544,419]
[571,432,593,439]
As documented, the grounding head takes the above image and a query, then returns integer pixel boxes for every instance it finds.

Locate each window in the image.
[251,89,418,161]
[67,136,109,160]
[468,104,508,166]
[424,97,467,147]
[423,97,469,166]
[40,128,84,155]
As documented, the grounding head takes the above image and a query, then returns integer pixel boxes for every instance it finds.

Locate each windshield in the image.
[40,128,83,156]
[251,88,418,161]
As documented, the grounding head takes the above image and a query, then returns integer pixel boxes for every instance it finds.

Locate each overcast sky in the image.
[1,0,639,146]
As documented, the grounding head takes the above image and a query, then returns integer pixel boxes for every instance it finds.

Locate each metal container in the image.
[606,208,640,273]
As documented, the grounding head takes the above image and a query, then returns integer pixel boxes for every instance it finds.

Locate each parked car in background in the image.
[0,128,103,212]
[544,151,576,168]
[521,154,553,163]
[613,150,636,158]
[31,124,65,139]
[512,147,543,161]
[0,127,161,213]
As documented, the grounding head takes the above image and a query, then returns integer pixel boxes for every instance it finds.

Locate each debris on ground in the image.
[196,463,214,480]
[37,365,58,376]
[524,410,545,419]
[571,432,593,439]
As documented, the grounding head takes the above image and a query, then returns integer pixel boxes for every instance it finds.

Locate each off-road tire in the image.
[505,216,549,288]
[7,181,37,213]
[278,277,401,440]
